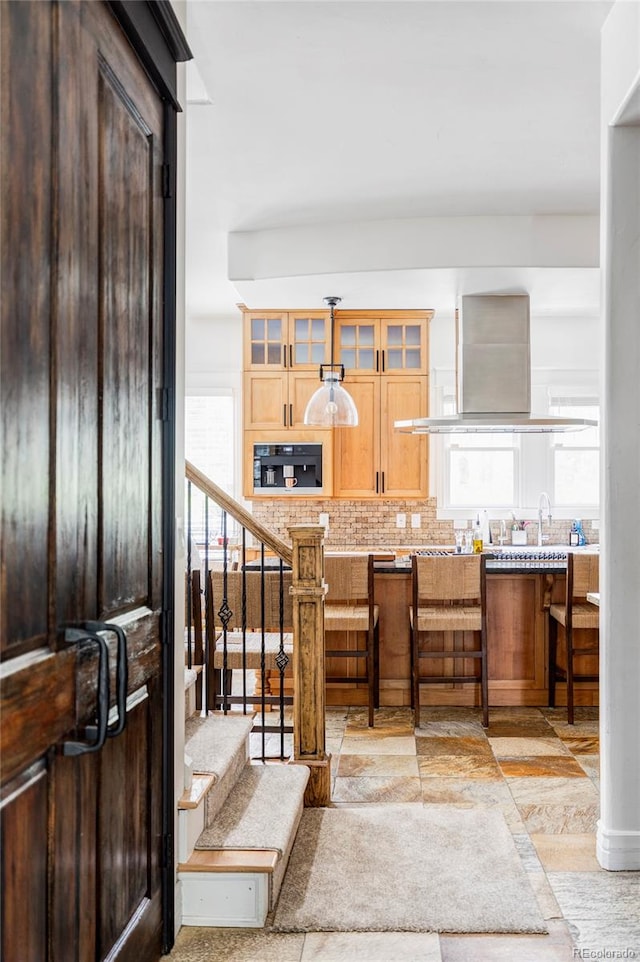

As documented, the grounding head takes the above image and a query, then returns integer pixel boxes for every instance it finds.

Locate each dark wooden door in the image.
[1,2,175,959]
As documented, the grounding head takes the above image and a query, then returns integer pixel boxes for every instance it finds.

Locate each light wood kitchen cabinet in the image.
[242,308,331,372]
[242,306,332,431]
[333,374,428,497]
[336,311,431,376]
[243,371,322,430]
[332,311,432,498]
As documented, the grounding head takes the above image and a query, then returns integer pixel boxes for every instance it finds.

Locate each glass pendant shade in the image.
[304,370,359,427]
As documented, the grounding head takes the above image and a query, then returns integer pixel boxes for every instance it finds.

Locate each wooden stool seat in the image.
[325,604,380,632]
[549,601,599,630]
[411,606,482,632]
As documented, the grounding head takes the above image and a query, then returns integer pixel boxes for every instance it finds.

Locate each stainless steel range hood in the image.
[395,294,597,434]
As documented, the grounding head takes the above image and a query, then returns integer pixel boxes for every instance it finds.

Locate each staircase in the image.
[177,710,310,927]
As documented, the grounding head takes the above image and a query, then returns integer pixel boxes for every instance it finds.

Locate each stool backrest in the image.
[209,569,293,631]
[324,554,373,604]
[567,552,599,602]
[412,554,483,604]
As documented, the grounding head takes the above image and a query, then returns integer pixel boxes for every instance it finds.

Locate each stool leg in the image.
[374,621,380,710]
[412,624,420,728]
[566,623,575,725]
[548,617,558,708]
[367,625,375,728]
[480,627,489,729]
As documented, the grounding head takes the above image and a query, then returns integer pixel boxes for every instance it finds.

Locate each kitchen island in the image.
[323,549,599,710]
[249,546,599,710]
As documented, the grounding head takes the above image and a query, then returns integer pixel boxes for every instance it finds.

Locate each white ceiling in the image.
[184,0,612,320]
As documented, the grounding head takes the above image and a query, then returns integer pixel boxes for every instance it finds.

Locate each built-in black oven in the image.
[253,443,323,493]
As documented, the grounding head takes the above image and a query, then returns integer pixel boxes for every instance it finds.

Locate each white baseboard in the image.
[179,870,270,927]
[596,822,640,870]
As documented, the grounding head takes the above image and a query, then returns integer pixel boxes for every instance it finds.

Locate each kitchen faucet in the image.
[537,491,552,546]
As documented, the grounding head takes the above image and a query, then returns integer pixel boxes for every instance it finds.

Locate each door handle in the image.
[82,621,128,737]
[60,627,109,755]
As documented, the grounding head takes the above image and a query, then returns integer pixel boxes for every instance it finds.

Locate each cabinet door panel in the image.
[382,376,428,497]
[243,312,287,370]
[381,319,428,374]
[289,311,330,369]
[289,372,322,427]
[333,376,380,497]
[337,320,379,374]
[243,372,287,429]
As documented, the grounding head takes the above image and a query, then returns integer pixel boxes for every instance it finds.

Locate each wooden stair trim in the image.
[178,848,278,874]
[178,773,216,810]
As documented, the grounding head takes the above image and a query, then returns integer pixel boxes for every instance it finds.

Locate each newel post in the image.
[288,524,330,806]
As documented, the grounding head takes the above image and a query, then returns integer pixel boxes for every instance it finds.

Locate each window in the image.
[448,438,518,507]
[435,380,600,519]
[549,397,599,507]
[185,394,235,542]
[440,391,518,510]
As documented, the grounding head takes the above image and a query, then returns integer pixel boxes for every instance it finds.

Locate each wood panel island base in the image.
[323,567,599,710]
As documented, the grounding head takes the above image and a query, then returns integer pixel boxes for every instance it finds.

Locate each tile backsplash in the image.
[250,499,599,550]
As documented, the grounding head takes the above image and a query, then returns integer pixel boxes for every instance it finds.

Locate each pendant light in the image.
[303,296,359,427]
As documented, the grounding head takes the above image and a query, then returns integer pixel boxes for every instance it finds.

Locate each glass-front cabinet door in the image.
[382,320,424,372]
[290,312,330,368]
[336,313,430,375]
[338,322,377,372]
[242,309,330,371]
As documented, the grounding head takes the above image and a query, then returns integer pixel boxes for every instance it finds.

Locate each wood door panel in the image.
[50,752,99,962]
[486,575,544,687]
[334,376,380,497]
[55,0,100,626]
[98,694,160,959]
[243,372,287,430]
[382,375,428,497]
[289,372,321,427]
[0,0,53,658]
[0,763,49,962]
[99,66,154,615]
[0,651,75,784]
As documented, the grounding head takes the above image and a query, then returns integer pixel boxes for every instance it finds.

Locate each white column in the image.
[598,121,640,870]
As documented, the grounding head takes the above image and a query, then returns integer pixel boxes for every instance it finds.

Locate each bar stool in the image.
[410,553,488,728]
[324,553,380,727]
[548,551,599,724]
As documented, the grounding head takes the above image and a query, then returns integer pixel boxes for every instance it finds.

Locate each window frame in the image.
[433,369,600,522]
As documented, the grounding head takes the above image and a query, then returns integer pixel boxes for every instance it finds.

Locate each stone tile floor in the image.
[167,706,640,962]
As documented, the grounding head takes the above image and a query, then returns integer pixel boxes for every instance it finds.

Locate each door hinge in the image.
[162,831,173,869]
[158,387,171,421]
[160,608,171,645]
[162,163,172,199]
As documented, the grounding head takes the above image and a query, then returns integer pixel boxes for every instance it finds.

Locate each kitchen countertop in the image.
[242,545,597,574]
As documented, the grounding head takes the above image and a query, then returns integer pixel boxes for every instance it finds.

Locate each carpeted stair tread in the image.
[185,713,255,823]
[185,713,254,779]
[195,763,309,857]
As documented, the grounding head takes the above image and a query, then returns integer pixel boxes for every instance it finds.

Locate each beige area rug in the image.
[270,805,547,934]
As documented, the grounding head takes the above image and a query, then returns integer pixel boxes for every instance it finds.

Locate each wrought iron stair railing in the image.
[184,461,330,804]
